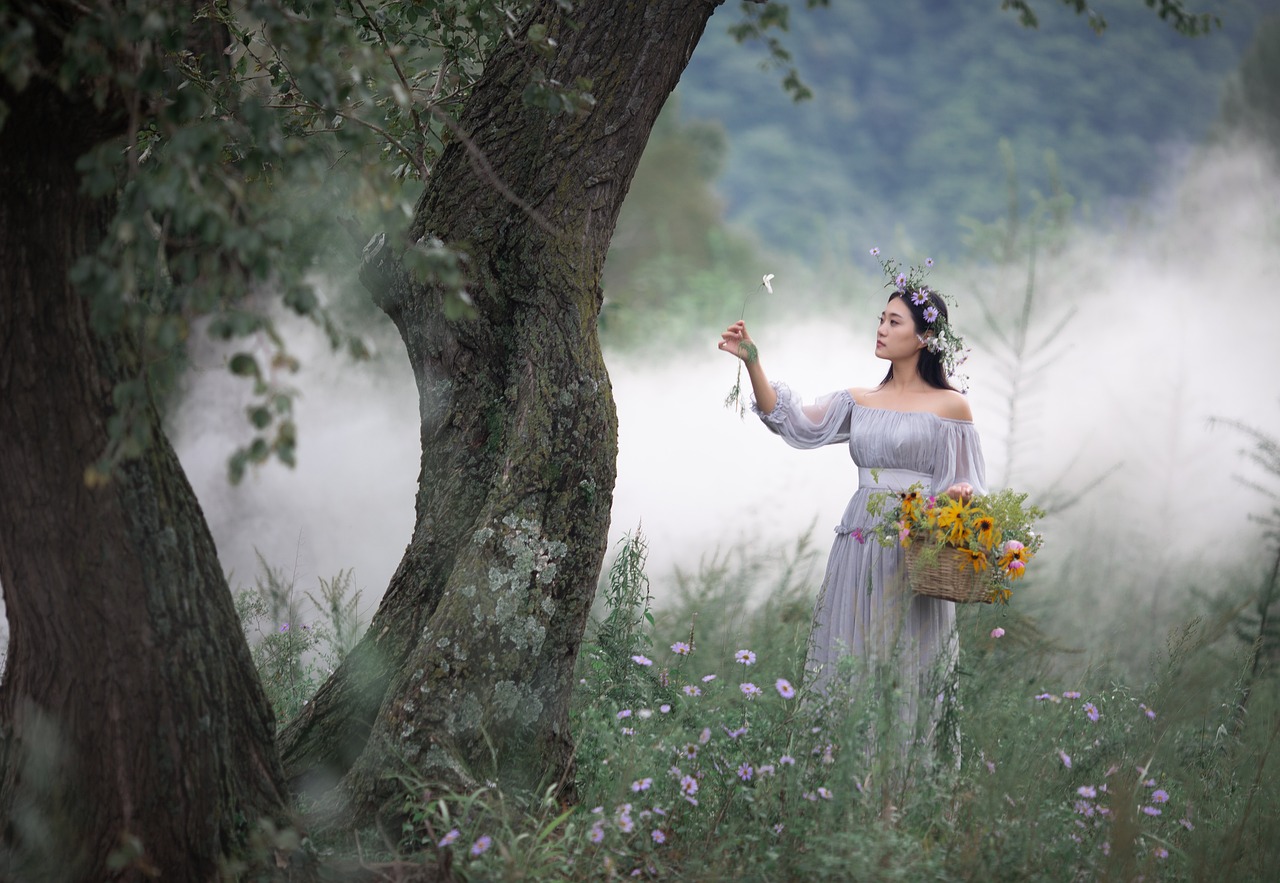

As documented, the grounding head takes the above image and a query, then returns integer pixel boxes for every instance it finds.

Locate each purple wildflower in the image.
[438,829,460,847]
[631,654,652,666]
[469,835,492,857]
[735,649,756,666]
[670,641,692,656]
[923,305,939,323]
[776,678,796,699]
[737,763,753,782]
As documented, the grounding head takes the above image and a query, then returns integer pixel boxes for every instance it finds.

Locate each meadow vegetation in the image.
[241,496,1280,880]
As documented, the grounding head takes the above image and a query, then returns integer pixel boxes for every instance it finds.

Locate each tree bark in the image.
[0,22,298,883]
[279,0,723,822]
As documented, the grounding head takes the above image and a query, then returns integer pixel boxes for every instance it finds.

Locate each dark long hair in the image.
[878,292,959,391]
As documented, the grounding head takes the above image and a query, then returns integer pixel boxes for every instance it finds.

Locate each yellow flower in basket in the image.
[933,497,972,547]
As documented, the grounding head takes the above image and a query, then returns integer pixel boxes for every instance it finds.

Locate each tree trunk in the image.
[0,45,297,883]
[279,0,723,822]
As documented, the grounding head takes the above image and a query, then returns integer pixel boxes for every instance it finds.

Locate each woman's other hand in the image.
[718,320,758,364]
[945,482,974,504]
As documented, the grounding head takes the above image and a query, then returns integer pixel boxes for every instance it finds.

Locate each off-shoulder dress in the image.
[754,383,987,741]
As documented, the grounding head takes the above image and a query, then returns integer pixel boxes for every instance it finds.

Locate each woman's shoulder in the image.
[846,386,972,422]
[932,389,973,422]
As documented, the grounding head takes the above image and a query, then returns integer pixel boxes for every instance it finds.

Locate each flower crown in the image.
[869,248,970,391]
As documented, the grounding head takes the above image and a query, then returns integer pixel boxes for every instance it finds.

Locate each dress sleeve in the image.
[932,419,988,495]
[751,382,852,449]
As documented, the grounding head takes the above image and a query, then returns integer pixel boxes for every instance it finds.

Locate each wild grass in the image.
[250,524,1280,881]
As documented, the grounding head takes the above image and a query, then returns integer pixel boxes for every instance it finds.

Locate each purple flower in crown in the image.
[923,305,939,324]
[894,272,907,290]
[911,290,929,306]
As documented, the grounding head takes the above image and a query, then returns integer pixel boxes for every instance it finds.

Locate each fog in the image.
[165,139,1280,642]
[0,141,1275,661]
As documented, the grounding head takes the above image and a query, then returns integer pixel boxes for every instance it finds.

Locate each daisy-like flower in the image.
[438,828,460,848]
[1077,785,1097,799]
[1058,749,1073,769]
[773,823,785,834]
[651,829,666,844]
[923,305,939,323]
[470,835,492,857]
[1034,692,1054,701]
[925,257,934,267]
[870,247,880,256]
[725,725,748,739]
[1063,691,1082,700]
[1152,788,1169,803]
[737,763,753,782]
[637,709,653,719]
[911,290,929,306]
[1142,806,1162,816]
[1084,702,1100,722]
[762,274,775,294]
[741,682,763,698]
[630,654,652,666]
[699,727,712,744]
[659,704,671,714]
[670,641,692,656]
[1140,703,1157,720]
[701,674,717,683]
[679,775,699,797]
[617,709,632,720]
[589,823,605,844]
[817,787,833,800]
[779,754,796,766]
[895,272,907,290]
[682,685,701,697]
[631,777,653,793]
[975,516,997,549]
[621,727,636,735]
[776,678,796,699]
[1155,847,1169,860]
[934,497,971,547]
[681,743,698,759]
[990,627,1005,639]
[735,649,756,666]
[758,763,776,776]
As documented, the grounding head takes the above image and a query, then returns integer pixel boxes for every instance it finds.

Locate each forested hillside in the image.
[666,0,1268,258]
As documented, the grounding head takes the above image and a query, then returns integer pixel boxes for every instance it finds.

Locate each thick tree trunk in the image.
[0,53,297,883]
[280,0,722,821]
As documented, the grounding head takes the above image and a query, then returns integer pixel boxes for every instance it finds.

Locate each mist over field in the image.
[158,138,1280,662]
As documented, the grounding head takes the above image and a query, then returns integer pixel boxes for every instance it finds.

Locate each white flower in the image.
[762,274,775,294]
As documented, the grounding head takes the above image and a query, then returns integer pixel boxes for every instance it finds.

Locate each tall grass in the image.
[237,525,1280,880]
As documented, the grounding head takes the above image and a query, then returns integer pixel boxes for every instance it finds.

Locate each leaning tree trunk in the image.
[279,0,723,821]
[0,44,297,883]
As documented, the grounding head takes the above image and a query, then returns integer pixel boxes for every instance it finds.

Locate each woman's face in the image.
[875,296,924,362]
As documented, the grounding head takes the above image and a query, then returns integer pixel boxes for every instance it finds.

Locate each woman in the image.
[718,269,986,756]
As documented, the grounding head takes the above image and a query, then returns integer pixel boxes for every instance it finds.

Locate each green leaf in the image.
[228,353,260,377]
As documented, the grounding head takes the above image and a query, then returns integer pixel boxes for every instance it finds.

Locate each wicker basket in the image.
[904,545,993,604]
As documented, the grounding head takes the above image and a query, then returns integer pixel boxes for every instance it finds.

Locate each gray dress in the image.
[754,382,987,741]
